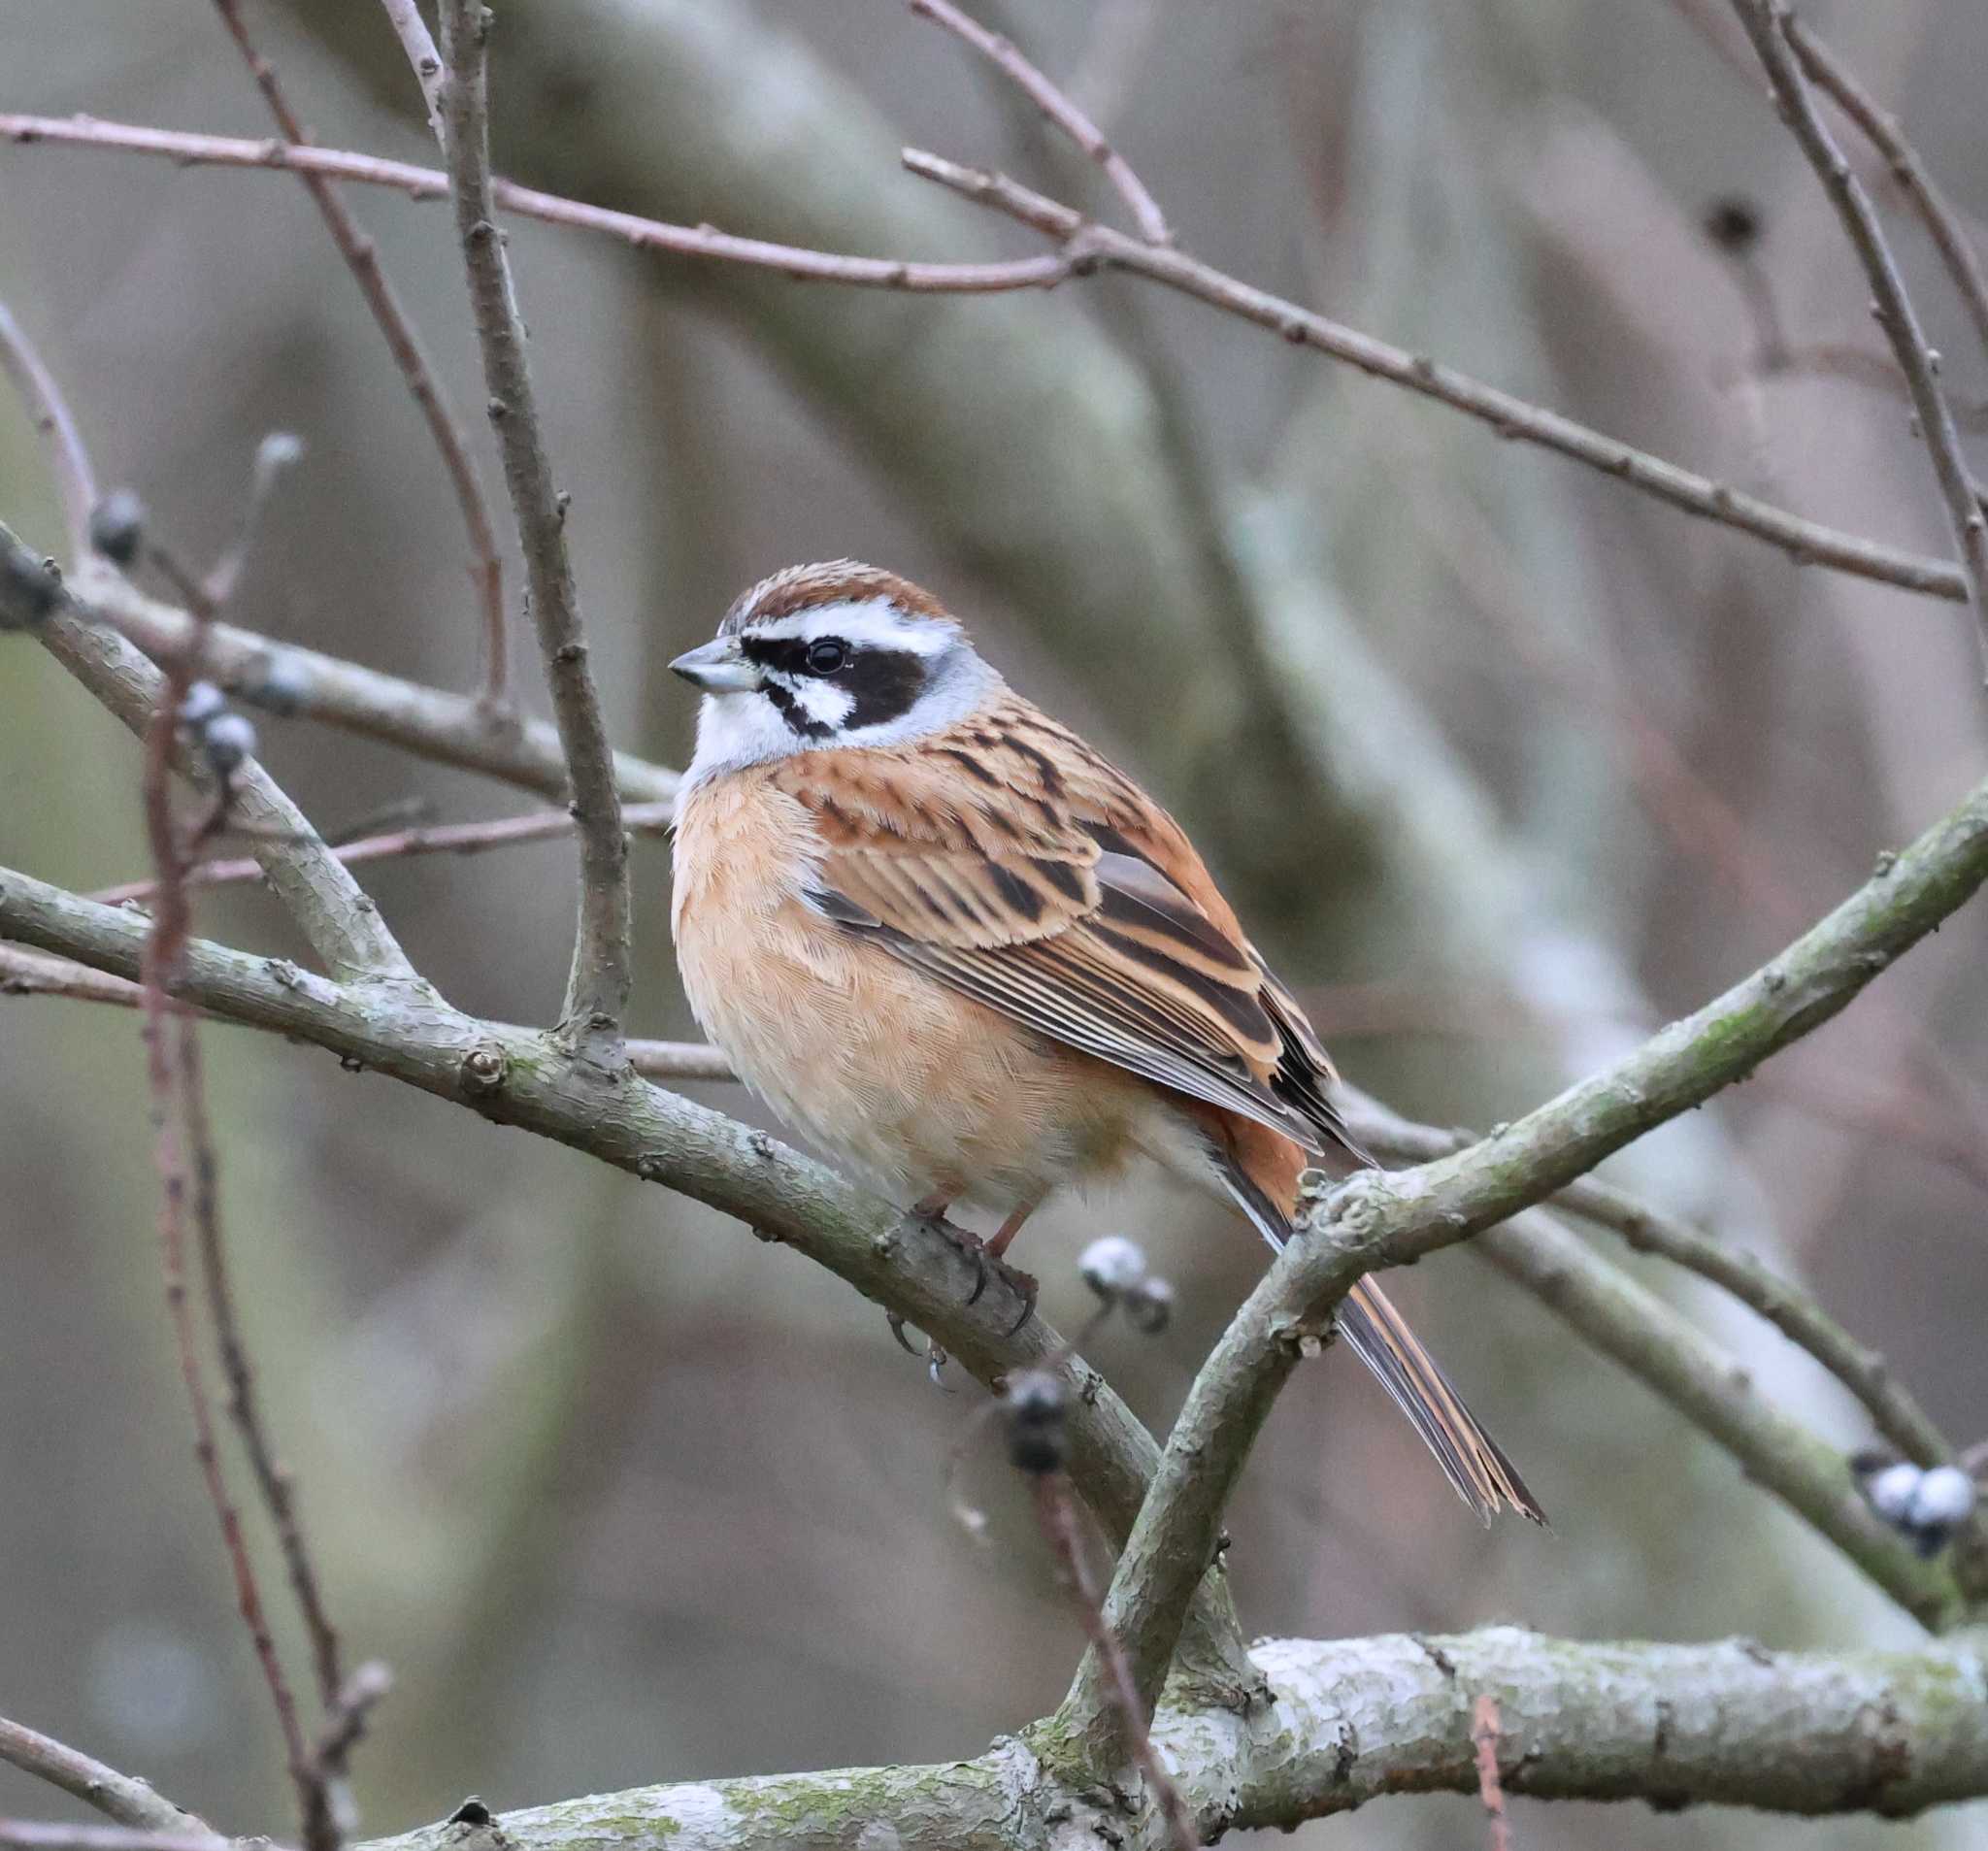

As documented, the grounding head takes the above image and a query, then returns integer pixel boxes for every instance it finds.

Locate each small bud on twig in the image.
[1004,1368,1067,1475]
[87,487,147,566]
[1852,1453,1979,1556]
[1124,1274,1176,1334]
[1079,1234,1147,1300]
[200,711,259,776]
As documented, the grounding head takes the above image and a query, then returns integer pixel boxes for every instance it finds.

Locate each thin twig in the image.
[0,114,1070,293]
[89,800,676,907]
[0,1720,213,1837]
[0,110,1973,605]
[1557,1173,1952,1468]
[437,0,630,1064]
[179,1013,347,1718]
[1472,1696,1513,1851]
[908,0,1171,244]
[1783,15,1988,373]
[0,303,95,549]
[0,528,677,808]
[134,607,323,1851]
[1338,1096,1957,1471]
[900,149,1974,606]
[0,323,417,986]
[0,944,155,1008]
[0,1830,242,1851]
[1729,1,1988,669]
[1033,1475,1197,1851]
[375,0,447,144]
[208,0,509,707]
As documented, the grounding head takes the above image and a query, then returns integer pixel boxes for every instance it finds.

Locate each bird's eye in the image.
[805,638,848,675]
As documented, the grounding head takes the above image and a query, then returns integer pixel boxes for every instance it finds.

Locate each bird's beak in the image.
[669,637,760,693]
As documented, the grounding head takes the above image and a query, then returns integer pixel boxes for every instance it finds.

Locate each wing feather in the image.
[775,706,1351,1154]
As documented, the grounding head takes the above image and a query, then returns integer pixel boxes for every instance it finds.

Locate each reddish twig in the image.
[908,0,1171,245]
[179,1015,346,1717]
[135,612,322,1849]
[0,302,96,549]
[207,0,509,708]
[0,109,1974,607]
[1472,1695,1513,1851]
[88,799,676,907]
[1033,1474,1197,1851]
[437,0,630,1064]
[0,115,1071,294]
[1783,16,1988,374]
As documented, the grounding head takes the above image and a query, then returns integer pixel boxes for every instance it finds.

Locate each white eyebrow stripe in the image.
[743,598,957,656]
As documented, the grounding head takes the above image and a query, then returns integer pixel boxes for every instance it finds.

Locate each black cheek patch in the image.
[763,682,834,740]
[844,650,928,729]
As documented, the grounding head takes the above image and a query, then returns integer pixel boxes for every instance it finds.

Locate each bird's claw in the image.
[997,1261,1040,1335]
[884,1309,954,1389]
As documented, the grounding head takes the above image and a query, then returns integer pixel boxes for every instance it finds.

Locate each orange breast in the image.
[671,770,1160,1208]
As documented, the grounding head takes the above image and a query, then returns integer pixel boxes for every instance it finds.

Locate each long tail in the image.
[1209,1117,1547,1526]
[1338,1276,1543,1525]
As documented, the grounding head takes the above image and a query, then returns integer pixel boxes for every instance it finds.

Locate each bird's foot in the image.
[893,1206,1040,1336]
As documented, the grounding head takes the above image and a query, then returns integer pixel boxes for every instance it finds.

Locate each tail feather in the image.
[1340,1278,1545,1526]
[1208,1120,1546,1526]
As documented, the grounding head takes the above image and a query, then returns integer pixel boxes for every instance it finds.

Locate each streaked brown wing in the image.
[771,709,1332,1150]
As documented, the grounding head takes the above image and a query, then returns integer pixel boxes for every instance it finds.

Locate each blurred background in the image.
[3,1,1987,1845]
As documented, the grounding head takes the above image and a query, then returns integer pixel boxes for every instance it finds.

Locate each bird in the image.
[669,561,1543,1524]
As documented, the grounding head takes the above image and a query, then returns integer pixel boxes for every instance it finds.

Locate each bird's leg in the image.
[988,1196,1043,1335]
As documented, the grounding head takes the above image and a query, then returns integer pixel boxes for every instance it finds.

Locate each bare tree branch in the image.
[206,0,509,707]
[1782,15,1988,375]
[347,1629,1988,1848]
[0,424,415,988]
[374,0,446,144]
[1340,1095,1958,1473]
[1728,1,1988,666]
[89,801,676,908]
[901,149,1975,607]
[0,115,1071,292]
[908,0,1171,244]
[0,1830,241,1851]
[0,110,1973,609]
[0,303,95,550]
[434,0,630,1064]
[0,1719,213,1838]
[0,534,677,805]
[0,862,1261,1707]
[1071,761,1988,1742]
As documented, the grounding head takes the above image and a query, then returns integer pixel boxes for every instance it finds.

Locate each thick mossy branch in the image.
[355,1629,1988,1851]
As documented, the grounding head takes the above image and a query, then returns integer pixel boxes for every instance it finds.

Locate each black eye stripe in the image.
[735,632,931,733]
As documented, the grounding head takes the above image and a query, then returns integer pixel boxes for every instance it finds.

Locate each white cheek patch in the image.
[783,674,855,730]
